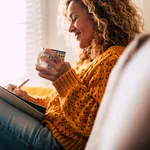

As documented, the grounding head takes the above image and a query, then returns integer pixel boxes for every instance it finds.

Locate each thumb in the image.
[13,89,29,100]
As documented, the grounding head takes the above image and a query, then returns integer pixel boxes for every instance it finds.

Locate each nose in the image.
[69,23,76,33]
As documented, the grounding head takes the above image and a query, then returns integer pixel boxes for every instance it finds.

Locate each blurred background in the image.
[0,0,149,88]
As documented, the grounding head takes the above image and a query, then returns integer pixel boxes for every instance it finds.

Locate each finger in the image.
[13,88,23,95]
[36,64,58,76]
[44,48,63,63]
[38,71,57,81]
[7,84,17,92]
[38,56,69,74]
[13,89,29,100]
[40,55,59,70]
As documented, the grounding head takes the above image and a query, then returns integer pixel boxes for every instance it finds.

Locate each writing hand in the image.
[7,84,29,101]
[7,84,17,92]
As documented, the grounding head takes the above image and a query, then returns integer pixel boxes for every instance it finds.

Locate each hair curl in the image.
[61,0,144,60]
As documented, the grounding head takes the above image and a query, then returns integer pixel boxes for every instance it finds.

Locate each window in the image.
[0,0,51,87]
[0,0,26,85]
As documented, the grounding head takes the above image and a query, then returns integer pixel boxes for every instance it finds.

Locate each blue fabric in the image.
[0,98,64,150]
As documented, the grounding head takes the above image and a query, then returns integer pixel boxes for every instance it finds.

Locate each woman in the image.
[0,0,143,150]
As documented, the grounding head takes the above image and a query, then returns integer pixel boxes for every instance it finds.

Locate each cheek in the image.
[74,18,87,32]
[77,20,95,37]
[83,25,95,41]
[74,21,82,31]
[81,26,95,48]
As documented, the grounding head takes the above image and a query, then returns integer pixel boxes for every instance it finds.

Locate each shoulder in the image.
[93,46,125,67]
[101,46,125,59]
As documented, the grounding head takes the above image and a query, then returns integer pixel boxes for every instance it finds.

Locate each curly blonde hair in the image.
[61,0,144,60]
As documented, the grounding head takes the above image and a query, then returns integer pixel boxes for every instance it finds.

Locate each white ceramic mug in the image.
[37,49,66,68]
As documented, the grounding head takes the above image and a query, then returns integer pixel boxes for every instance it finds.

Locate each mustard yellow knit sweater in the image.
[29,46,125,150]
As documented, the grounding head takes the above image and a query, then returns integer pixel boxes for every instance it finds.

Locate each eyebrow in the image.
[69,12,77,19]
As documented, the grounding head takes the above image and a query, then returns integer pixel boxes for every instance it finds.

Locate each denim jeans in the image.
[0,98,64,150]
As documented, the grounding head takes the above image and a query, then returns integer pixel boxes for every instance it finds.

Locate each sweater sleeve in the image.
[52,55,119,137]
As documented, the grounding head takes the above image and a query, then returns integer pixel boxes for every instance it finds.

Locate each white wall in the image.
[143,0,150,32]
[133,0,150,32]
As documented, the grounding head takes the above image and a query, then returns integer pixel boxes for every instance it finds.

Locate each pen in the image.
[17,79,30,89]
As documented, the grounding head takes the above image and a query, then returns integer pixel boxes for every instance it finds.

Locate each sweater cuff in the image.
[53,68,81,97]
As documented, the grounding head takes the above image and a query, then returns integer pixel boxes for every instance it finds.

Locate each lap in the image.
[0,98,62,150]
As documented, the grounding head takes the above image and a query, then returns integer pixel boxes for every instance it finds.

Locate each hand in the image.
[36,48,71,81]
[7,84,17,92]
[6,84,29,101]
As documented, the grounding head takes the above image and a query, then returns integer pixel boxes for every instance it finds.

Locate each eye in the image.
[72,16,78,23]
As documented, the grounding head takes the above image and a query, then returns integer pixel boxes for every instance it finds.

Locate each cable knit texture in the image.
[28,46,125,150]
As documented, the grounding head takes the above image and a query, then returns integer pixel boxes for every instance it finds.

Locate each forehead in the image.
[67,1,83,14]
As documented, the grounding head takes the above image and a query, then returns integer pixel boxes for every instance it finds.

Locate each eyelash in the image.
[71,16,78,23]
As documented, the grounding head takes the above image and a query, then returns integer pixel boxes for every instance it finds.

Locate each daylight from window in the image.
[0,0,26,85]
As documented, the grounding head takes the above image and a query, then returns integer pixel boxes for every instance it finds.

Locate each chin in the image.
[78,41,85,49]
[79,43,90,49]
[79,45,85,49]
